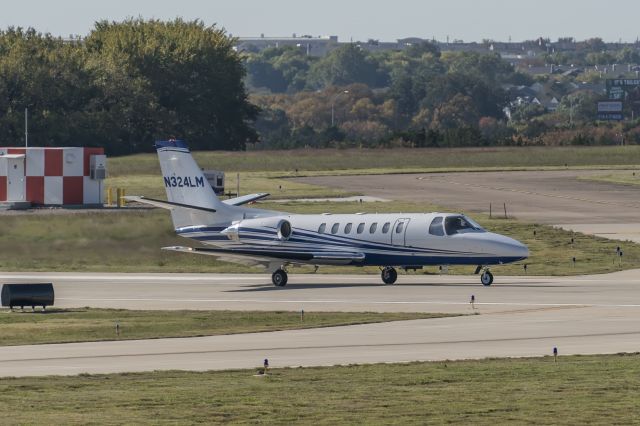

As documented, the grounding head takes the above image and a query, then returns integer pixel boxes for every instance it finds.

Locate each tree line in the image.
[1,22,639,154]
[0,20,257,154]
[246,42,640,149]
[247,43,529,148]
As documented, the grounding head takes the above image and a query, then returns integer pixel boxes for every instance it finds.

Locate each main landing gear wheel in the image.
[381,267,398,285]
[272,269,288,287]
[480,270,494,286]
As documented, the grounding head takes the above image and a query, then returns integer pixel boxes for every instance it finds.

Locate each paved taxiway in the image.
[1,271,639,376]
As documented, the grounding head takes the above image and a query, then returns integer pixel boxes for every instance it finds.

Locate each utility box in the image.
[203,170,225,195]
[90,155,107,180]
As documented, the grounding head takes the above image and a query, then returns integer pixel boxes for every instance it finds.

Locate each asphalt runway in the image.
[299,170,640,242]
[1,271,639,377]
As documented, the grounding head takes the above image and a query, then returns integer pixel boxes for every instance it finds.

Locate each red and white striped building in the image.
[0,147,106,206]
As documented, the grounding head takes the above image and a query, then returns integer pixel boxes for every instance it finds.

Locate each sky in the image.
[2,0,639,43]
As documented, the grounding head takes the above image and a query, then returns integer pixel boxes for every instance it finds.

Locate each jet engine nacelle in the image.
[221,217,292,243]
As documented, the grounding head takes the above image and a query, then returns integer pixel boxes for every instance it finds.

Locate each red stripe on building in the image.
[44,150,63,176]
[0,176,6,201]
[83,147,105,176]
[63,176,84,204]
[26,176,45,205]
[7,148,26,155]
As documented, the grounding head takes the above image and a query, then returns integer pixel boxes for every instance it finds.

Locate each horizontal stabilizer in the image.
[222,193,270,206]
[124,196,216,213]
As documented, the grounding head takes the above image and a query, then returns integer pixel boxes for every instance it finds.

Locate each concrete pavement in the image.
[1,271,640,376]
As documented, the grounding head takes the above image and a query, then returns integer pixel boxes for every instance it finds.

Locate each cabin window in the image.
[331,223,339,234]
[382,222,390,233]
[318,223,326,233]
[369,223,378,233]
[429,216,445,236]
[395,222,404,234]
[344,223,353,234]
[357,223,365,234]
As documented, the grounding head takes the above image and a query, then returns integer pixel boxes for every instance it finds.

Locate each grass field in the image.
[107,172,357,200]
[108,145,640,177]
[1,202,638,276]
[106,146,640,199]
[0,309,448,346]
[579,170,640,187]
[1,354,638,424]
[4,145,640,275]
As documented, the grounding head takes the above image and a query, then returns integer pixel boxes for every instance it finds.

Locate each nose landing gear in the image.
[480,269,493,286]
[474,265,494,286]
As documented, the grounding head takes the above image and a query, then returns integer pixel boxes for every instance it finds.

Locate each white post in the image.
[25,107,28,148]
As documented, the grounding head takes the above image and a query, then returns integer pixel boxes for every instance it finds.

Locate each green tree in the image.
[0,20,258,154]
[616,47,640,64]
[245,57,288,93]
[84,18,258,152]
[244,46,314,93]
[389,55,445,117]
[511,103,547,123]
[0,28,95,147]
[271,46,314,92]
[424,73,506,120]
[430,94,481,131]
[307,44,387,89]
[404,42,441,59]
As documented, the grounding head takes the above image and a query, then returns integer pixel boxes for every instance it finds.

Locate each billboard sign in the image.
[607,79,640,88]
[598,101,623,112]
[606,79,640,100]
[597,112,624,121]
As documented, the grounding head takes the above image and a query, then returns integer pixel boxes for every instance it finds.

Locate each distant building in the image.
[235,35,339,56]
[235,34,640,63]
[0,147,106,206]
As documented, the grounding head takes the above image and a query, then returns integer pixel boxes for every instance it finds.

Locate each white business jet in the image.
[127,140,529,287]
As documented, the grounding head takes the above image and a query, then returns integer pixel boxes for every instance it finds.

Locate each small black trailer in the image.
[1,283,55,310]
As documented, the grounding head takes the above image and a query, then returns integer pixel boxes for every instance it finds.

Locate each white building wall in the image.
[62,147,84,176]
[26,148,45,176]
[44,176,63,204]
[83,177,103,204]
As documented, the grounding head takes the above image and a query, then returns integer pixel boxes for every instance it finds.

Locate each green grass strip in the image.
[0,354,638,424]
[0,308,453,346]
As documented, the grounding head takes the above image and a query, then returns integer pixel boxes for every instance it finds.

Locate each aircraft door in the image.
[391,218,411,246]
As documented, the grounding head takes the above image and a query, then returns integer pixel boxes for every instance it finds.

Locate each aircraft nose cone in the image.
[504,238,529,260]
[515,241,530,259]
[488,233,529,259]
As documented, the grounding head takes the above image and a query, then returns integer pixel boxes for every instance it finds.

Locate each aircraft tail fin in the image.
[155,140,232,228]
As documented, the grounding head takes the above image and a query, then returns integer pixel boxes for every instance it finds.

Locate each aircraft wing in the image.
[124,196,217,213]
[162,246,271,267]
[222,193,270,206]
[162,246,365,266]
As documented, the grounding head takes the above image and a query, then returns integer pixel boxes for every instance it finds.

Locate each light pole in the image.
[25,107,28,148]
[331,90,349,127]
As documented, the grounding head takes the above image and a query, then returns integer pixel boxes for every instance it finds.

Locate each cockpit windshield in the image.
[444,215,485,235]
